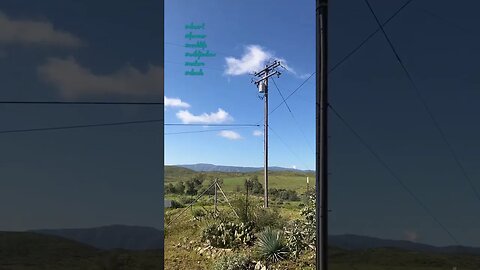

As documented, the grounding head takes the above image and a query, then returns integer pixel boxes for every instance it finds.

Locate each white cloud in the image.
[0,11,83,47]
[224,45,272,76]
[164,97,190,108]
[38,57,163,99]
[224,45,308,79]
[219,130,242,140]
[292,165,297,170]
[176,108,233,124]
[253,130,263,137]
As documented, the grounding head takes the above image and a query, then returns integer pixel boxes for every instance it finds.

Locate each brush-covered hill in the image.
[0,231,163,270]
[31,225,163,251]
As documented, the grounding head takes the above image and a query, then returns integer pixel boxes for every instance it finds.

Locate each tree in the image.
[250,175,264,195]
[165,183,176,194]
[174,181,185,194]
[185,179,197,195]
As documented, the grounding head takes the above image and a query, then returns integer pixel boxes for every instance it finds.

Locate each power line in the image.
[0,119,163,135]
[329,0,414,73]
[268,72,315,116]
[267,0,414,117]
[165,123,259,127]
[268,125,312,171]
[271,78,314,154]
[328,103,460,245]
[363,0,480,204]
[0,101,163,105]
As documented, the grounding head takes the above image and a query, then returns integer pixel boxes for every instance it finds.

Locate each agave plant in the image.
[256,227,289,263]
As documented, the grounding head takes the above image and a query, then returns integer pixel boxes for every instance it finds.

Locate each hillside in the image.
[32,225,163,251]
[165,165,315,193]
[329,234,480,255]
[177,163,315,173]
[0,231,163,270]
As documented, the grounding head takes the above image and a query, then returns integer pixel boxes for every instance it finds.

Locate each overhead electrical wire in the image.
[0,119,163,135]
[363,0,480,204]
[267,0,414,117]
[329,103,460,245]
[0,101,163,105]
[271,78,314,154]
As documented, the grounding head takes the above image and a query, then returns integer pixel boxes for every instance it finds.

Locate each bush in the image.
[192,208,207,221]
[170,200,184,209]
[231,197,256,224]
[202,221,255,248]
[256,227,288,263]
[283,193,316,258]
[179,196,195,205]
[253,207,285,231]
[247,176,264,195]
[165,183,176,194]
[269,188,300,201]
[174,181,185,194]
[212,253,254,270]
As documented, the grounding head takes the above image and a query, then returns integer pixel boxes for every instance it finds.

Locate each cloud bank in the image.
[224,45,309,79]
[164,97,190,108]
[0,11,83,47]
[219,130,242,140]
[176,108,232,124]
[38,57,163,99]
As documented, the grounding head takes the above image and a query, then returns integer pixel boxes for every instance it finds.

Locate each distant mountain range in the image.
[329,234,480,255]
[176,163,315,173]
[28,225,480,255]
[31,224,163,251]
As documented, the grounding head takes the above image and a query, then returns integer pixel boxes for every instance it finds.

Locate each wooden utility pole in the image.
[316,0,329,269]
[253,60,282,208]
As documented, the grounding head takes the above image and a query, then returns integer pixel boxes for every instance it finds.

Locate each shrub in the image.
[192,208,207,220]
[269,188,300,201]
[174,181,185,194]
[247,176,264,195]
[284,220,308,259]
[202,221,255,248]
[212,253,254,270]
[283,193,316,258]
[256,227,288,263]
[170,200,184,209]
[253,207,285,231]
[185,179,197,195]
[179,196,195,205]
[165,183,176,194]
[231,197,256,224]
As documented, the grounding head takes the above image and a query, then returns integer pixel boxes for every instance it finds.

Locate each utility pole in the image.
[316,0,329,270]
[253,60,282,208]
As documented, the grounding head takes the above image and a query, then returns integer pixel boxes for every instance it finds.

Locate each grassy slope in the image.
[165,165,316,193]
[0,232,163,270]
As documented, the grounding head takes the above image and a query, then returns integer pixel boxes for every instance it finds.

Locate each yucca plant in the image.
[256,227,289,263]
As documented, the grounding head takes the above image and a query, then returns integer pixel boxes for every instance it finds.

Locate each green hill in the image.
[165,165,315,193]
[0,232,163,270]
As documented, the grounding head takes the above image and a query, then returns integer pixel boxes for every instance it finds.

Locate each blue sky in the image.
[166,0,480,247]
[0,0,163,231]
[164,0,316,170]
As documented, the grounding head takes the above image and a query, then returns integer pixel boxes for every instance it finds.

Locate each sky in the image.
[166,0,480,247]
[0,0,479,250]
[164,0,316,171]
[0,0,163,231]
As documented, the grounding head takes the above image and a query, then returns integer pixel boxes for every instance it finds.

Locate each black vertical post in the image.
[316,0,328,270]
[264,68,269,208]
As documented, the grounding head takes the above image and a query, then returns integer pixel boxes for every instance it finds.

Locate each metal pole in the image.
[316,0,328,270]
[264,68,269,208]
